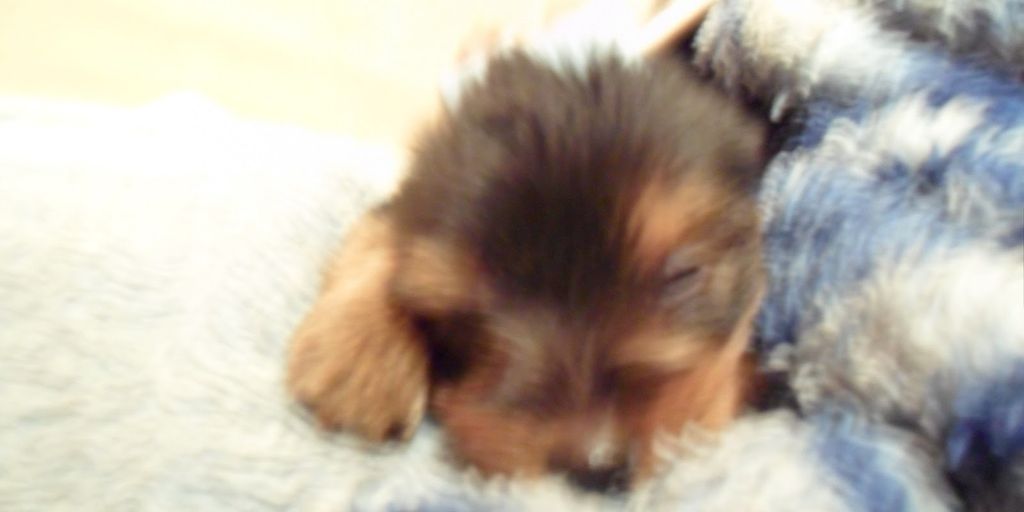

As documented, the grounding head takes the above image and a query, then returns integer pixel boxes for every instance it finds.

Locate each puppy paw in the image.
[286,212,428,442]
[287,307,428,441]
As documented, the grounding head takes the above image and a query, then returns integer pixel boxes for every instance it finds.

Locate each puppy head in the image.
[390,52,764,488]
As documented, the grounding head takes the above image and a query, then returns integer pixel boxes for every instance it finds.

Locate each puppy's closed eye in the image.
[662,249,703,301]
[665,265,700,285]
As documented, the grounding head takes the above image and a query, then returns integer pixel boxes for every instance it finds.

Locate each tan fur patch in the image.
[432,353,560,476]
[612,321,719,374]
[628,173,731,273]
[434,364,630,479]
[392,236,487,316]
[627,287,763,480]
[626,348,751,480]
[287,210,428,442]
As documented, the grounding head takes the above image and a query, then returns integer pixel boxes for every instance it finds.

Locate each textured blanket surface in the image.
[0,95,419,510]
[2,0,1023,511]
[693,0,1024,509]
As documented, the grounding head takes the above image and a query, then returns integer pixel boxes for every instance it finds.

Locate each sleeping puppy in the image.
[286,50,765,490]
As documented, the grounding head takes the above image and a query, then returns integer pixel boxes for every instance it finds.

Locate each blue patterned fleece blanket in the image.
[696,0,1024,509]
[381,1,1023,511]
[696,0,1024,510]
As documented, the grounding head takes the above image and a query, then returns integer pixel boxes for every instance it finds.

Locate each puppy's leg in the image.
[286,208,427,442]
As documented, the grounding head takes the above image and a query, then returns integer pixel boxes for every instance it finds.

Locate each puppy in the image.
[287,50,765,490]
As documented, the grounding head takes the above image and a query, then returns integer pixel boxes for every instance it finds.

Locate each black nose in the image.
[566,464,629,493]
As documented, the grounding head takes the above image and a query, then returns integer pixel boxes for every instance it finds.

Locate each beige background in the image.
[0,0,606,146]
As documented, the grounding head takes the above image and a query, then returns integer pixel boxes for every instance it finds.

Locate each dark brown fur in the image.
[288,51,764,490]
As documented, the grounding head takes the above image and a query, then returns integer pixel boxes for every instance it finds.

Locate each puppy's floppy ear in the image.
[391,235,489,317]
[286,207,429,442]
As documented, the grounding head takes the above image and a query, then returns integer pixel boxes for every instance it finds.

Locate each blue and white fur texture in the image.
[691,0,1024,510]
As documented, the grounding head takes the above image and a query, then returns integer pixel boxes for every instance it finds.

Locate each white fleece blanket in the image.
[0,94,430,510]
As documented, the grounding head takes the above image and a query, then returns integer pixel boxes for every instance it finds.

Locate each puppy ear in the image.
[391,235,488,317]
[286,207,429,442]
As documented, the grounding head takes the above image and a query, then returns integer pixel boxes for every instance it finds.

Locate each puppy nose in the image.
[566,463,629,493]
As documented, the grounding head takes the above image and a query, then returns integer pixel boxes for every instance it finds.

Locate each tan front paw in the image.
[286,210,429,442]
[287,299,428,441]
